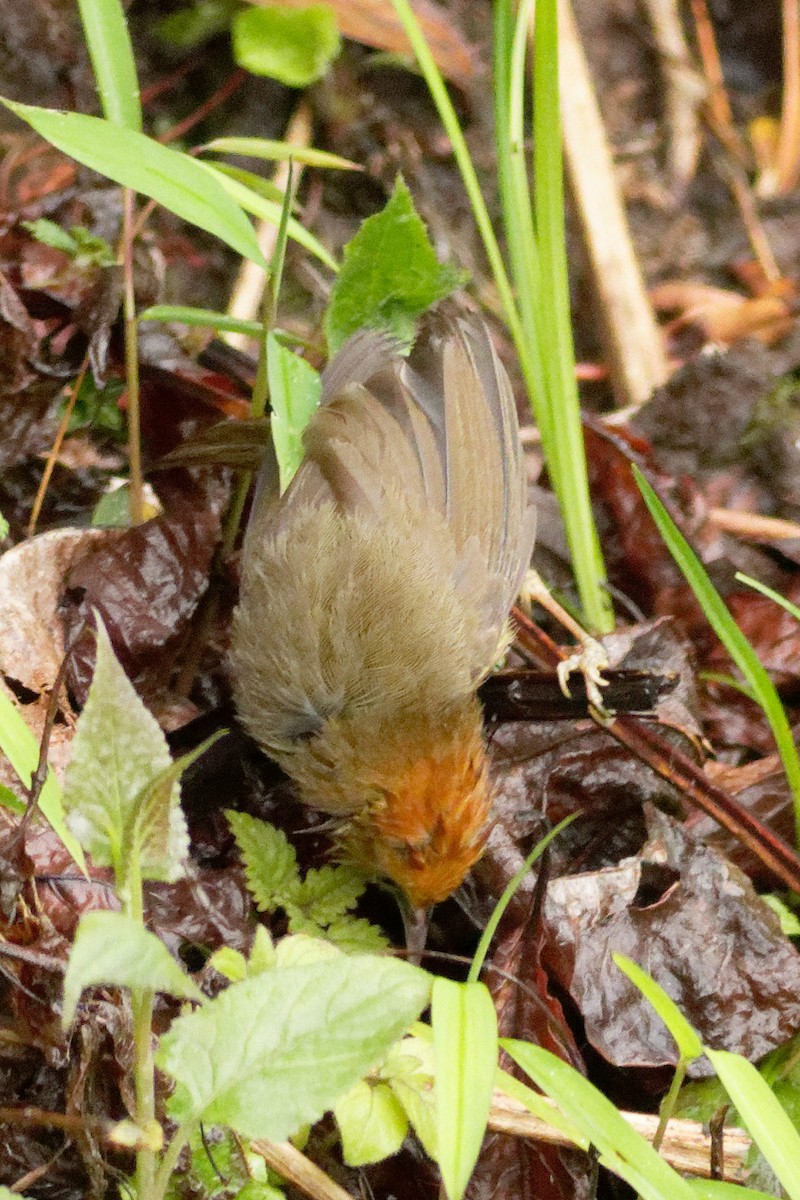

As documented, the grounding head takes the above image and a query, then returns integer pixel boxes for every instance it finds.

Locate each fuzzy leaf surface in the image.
[62,910,202,1027]
[156,955,431,1140]
[63,620,188,886]
[324,176,464,353]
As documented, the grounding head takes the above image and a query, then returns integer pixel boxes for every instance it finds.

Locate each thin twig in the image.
[642,0,703,189]
[769,0,800,194]
[487,1091,751,1181]
[555,0,671,407]
[28,356,90,538]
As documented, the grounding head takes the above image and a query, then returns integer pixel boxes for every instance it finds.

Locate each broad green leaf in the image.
[0,1189,35,1199]
[334,1079,408,1165]
[227,811,299,908]
[433,979,497,1200]
[705,1048,800,1200]
[1,101,265,268]
[266,333,321,492]
[503,1041,694,1200]
[202,136,361,172]
[77,0,142,130]
[63,619,186,886]
[613,955,703,1062]
[232,5,341,86]
[324,176,464,354]
[156,954,431,1140]
[62,910,202,1027]
[0,687,85,869]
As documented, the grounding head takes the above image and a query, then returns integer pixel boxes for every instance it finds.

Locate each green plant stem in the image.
[131,987,157,1199]
[123,845,158,1199]
[652,1056,687,1153]
[468,812,579,983]
[531,0,612,632]
[121,187,144,525]
[151,1124,192,1200]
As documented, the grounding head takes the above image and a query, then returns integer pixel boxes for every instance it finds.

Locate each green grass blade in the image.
[468,812,578,983]
[77,0,142,131]
[201,136,361,172]
[704,1048,800,1200]
[736,572,800,623]
[634,465,800,841]
[386,0,528,365]
[139,306,263,338]
[199,161,338,272]
[532,0,612,632]
[503,1041,694,1199]
[613,954,703,1061]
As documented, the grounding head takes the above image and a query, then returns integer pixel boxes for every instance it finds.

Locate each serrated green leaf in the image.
[334,1079,408,1165]
[227,811,299,908]
[62,910,202,1027]
[613,954,703,1062]
[266,334,321,492]
[156,954,431,1140]
[131,738,221,883]
[232,5,341,86]
[503,1040,694,1199]
[433,979,497,1200]
[63,619,182,885]
[319,915,389,954]
[292,864,366,922]
[705,1048,800,1200]
[248,924,277,973]
[1,101,265,267]
[324,176,465,354]
[0,687,85,869]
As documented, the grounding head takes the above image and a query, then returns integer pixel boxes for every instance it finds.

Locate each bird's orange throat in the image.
[339,705,493,908]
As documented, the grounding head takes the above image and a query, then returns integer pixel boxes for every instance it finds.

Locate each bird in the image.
[230,305,534,937]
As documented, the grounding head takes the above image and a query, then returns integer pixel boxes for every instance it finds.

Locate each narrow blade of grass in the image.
[634,465,800,842]
[77,0,142,131]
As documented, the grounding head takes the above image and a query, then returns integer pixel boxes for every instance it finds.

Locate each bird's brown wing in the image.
[245,309,533,671]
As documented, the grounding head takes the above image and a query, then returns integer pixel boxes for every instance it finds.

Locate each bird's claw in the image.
[556,638,611,714]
